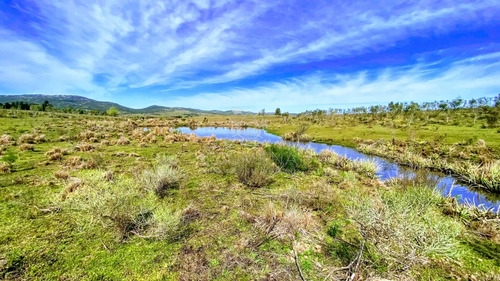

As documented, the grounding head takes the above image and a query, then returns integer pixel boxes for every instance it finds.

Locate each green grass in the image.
[0,110,499,280]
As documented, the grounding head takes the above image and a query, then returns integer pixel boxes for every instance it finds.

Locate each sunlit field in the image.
[1,109,499,280]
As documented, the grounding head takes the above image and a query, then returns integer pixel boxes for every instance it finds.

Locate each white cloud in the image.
[165,53,500,112]
[0,0,499,105]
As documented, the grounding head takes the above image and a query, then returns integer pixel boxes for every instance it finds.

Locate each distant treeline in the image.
[301,95,500,116]
[294,94,500,128]
[0,100,108,115]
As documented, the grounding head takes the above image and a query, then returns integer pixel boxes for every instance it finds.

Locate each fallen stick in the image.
[294,249,307,281]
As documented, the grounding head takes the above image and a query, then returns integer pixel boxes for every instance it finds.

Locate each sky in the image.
[0,0,499,112]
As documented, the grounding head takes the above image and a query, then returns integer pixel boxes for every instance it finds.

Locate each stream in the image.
[177,126,500,212]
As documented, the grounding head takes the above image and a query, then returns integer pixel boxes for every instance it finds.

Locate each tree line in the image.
[290,94,500,128]
[0,100,110,115]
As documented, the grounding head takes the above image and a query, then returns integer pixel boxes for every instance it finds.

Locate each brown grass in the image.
[54,170,70,179]
[46,147,69,161]
[19,144,34,151]
[0,162,10,174]
[62,177,83,200]
[0,134,14,146]
[76,142,95,152]
[116,136,130,145]
[65,156,83,168]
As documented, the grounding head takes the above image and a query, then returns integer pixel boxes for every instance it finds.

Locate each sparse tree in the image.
[275,108,281,115]
[107,106,119,116]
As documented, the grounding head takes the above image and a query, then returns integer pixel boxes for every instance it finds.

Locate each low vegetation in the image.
[0,109,499,280]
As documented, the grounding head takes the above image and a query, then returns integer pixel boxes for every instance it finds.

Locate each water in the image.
[177,126,500,211]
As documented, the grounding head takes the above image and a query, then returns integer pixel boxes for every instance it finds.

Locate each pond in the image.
[177,126,500,212]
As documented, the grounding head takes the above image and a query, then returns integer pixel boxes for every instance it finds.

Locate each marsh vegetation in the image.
[0,108,499,280]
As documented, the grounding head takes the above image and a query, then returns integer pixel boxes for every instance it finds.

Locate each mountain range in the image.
[0,94,253,115]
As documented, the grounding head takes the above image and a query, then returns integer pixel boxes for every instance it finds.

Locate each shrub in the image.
[34,134,47,143]
[265,143,307,172]
[141,163,182,198]
[233,150,277,187]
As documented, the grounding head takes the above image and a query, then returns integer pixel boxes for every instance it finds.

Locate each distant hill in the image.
[0,94,254,115]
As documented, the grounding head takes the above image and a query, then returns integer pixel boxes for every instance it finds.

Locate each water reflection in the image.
[177,126,500,211]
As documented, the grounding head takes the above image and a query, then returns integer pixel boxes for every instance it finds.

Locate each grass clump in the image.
[457,161,500,192]
[61,170,182,240]
[233,149,277,187]
[265,143,307,172]
[318,150,379,178]
[140,157,182,198]
[0,161,10,174]
[0,134,14,146]
[341,185,465,277]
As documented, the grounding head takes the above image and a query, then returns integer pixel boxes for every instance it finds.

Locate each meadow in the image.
[0,109,499,280]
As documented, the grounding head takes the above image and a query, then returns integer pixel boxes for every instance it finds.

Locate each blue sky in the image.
[0,0,499,112]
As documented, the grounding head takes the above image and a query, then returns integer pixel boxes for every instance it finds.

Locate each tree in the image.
[42,100,51,111]
[107,106,119,116]
[275,108,281,115]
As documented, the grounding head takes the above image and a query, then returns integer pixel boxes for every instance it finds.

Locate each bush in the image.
[233,150,277,187]
[141,163,182,198]
[265,143,307,172]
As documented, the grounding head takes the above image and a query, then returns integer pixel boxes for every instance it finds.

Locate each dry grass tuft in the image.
[18,133,36,144]
[255,201,319,241]
[46,147,69,161]
[140,163,182,198]
[54,170,70,179]
[0,134,14,146]
[19,144,34,151]
[116,136,130,145]
[76,142,95,152]
[233,149,277,187]
[66,156,83,168]
[0,162,10,174]
[62,177,83,199]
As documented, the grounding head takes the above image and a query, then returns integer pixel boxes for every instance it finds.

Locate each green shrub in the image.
[265,143,307,172]
[233,150,277,187]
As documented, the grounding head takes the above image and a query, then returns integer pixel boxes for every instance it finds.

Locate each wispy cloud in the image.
[0,0,499,109]
[165,52,500,112]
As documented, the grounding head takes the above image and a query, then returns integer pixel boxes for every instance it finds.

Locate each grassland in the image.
[189,109,500,191]
[0,109,499,280]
